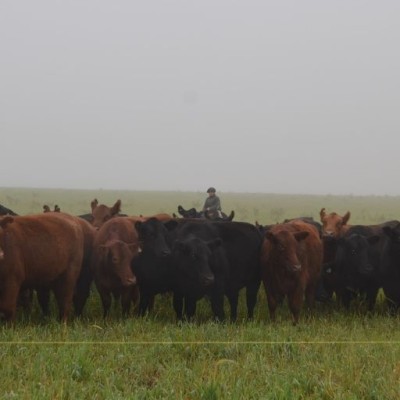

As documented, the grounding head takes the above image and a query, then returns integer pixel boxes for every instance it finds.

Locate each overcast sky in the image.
[1,1,399,195]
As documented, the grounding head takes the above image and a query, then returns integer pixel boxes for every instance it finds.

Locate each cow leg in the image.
[305,280,317,310]
[120,288,134,317]
[18,288,34,315]
[73,267,93,317]
[288,288,304,325]
[53,278,75,323]
[0,280,20,323]
[264,283,278,322]
[211,293,225,322]
[36,288,51,317]
[173,292,184,321]
[226,291,238,322]
[100,290,112,318]
[184,296,197,321]
[246,280,261,320]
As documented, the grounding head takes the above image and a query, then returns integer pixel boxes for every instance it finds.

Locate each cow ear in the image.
[207,238,222,252]
[294,231,309,242]
[0,216,14,229]
[342,211,351,225]
[265,231,278,244]
[111,200,121,216]
[91,198,98,211]
[134,221,143,234]
[368,235,380,245]
[320,208,326,222]
[164,220,178,231]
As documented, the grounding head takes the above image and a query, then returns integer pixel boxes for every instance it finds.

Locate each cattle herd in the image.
[1,199,400,326]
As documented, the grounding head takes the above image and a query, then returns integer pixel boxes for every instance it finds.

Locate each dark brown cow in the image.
[320,208,351,238]
[260,220,323,324]
[92,217,140,317]
[34,214,97,317]
[90,199,122,229]
[0,213,84,323]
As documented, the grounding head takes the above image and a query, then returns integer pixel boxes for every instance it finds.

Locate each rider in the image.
[202,187,222,219]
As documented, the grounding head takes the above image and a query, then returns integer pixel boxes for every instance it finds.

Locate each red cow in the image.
[260,220,323,324]
[92,217,140,317]
[90,199,122,229]
[0,213,84,323]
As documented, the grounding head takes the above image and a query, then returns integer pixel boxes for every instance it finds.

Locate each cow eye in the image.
[278,244,285,252]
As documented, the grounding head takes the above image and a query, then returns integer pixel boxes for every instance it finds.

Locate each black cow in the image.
[324,221,399,310]
[172,220,262,321]
[380,222,400,311]
[329,232,380,310]
[177,205,234,221]
[131,218,178,316]
[0,204,18,216]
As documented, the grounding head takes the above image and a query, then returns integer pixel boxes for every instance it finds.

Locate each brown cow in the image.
[320,208,351,238]
[260,220,323,325]
[90,198,122,229]
[0,213,84,323]
[92,217,140,317]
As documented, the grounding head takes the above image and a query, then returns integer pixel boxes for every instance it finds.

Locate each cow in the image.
[322,221,399,308]
[170,220,262,321]
[34,214,97,318]
[177,205,235,221]
[260,220,323,325]
[317,208,352,303]
[0,213,84,323]
[330,231,381,310]
[0,204,18,216]
[132,218,179,316]
[89,198,125,229]
[379,222,400,311]
[92,217,140,317]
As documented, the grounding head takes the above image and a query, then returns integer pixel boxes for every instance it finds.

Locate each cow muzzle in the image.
[291,264,302,272]
[122,276,137,287]
[201,275,215,287]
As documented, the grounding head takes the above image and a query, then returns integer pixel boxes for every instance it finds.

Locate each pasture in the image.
[1,187,400,399]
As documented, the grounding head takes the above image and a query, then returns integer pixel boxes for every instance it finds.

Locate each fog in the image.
[1,1,400,195]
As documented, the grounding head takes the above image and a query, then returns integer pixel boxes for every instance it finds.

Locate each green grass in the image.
[1,187,400,399]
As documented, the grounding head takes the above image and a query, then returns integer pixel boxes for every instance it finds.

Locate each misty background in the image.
[1,1,399,195]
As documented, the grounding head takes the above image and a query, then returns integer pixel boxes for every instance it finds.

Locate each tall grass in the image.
[1,187,400,399]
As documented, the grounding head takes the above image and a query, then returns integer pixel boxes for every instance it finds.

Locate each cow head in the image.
[91,199,122,229]
[320,208,351,239]
[135,218,178,258]
[335,234,379,284]
[99,239,138,286]
[173,236,221,289]
[265,229,309,272]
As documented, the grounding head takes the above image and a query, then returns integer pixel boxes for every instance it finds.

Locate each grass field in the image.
[1,187,400,399]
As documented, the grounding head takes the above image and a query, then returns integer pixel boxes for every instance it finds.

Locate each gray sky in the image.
[1,1,400,195]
